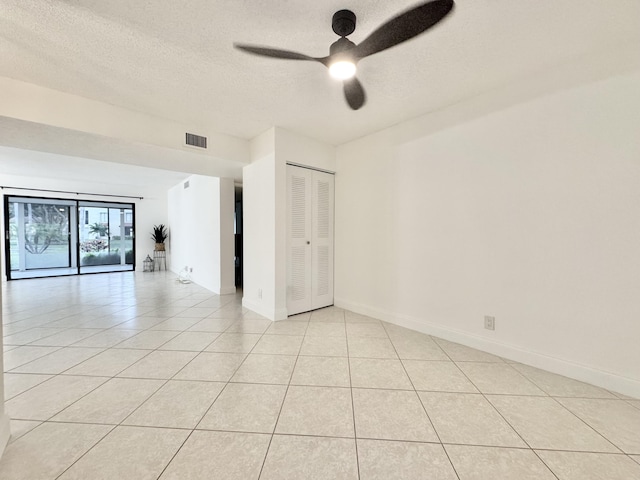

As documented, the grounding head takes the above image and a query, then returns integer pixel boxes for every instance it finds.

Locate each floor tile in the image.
[434,338,504,362]
[8,420,41,443]
[276,385,354,437]
[142,307,187,318]
[353,388,438,442]
[230,354,296,384]
[251,334,303,355]
[511,363,617,398]
[28,329,104,347]
[157,331,219,351]
[0,422,112,480]
[118,350,198,379]
[198,382,286,433]
[445,445,557,480]
[402,360,479,392]
[389,336,451,361]
[116,316,171,330]
[299,336,348,357]
[188,318,236,332]
[358,439,457,480]
[58,426,189,480]
[148,317,203,331]
[3,346,62,370]
[225,319,271,334]
[457,362,547,395]
[309,307,346,323]
[344,312,381,323]
[3,373,53,400]
[113,330,179,349]
[536,450,640,480]
[290,355,351,387]
[306,323,346,337]
[9,347,103,374]
[346,322,388,338]
[175,307,218,318]
[70,329,140,348]
[173,352,246,381]
[265,320,308,335]
[557,398,640,454]
[206,309,243,320]
[51,377,164,424]
[349,358,413,389]
[64,348,150,376]
[205,333,261,353]
[287,312,312,322]
[488,395,619,452]
[347,336,398,359]
[384,323,426,340]
[419,392,526,447]
[124,380,224,428]
[260,435,358,480]
[3,328,66,346]
[159,430,271,480]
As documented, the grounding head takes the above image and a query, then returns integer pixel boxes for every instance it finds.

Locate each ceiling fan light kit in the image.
[234,0,455,110]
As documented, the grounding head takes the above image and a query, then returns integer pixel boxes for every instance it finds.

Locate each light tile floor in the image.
[1,272,640,479]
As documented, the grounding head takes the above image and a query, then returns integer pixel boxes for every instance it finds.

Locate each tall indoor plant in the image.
[151,224,168,251]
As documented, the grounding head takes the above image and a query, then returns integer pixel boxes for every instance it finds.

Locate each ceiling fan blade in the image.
[353,0,454,60]
[234,43,324,63]
[343,77,366,110]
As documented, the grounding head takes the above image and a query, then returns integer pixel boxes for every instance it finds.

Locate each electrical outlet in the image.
[484,316,495,331]
[258,288,262,300]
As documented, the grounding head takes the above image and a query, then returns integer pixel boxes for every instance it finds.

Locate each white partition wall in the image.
[167,175,235,294]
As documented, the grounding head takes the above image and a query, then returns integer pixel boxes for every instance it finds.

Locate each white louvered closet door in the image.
[287,165,334,315]
[311,169,334,310]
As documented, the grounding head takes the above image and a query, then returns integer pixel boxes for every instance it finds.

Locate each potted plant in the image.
[151,224,168,251]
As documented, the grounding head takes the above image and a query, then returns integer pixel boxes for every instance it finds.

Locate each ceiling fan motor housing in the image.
[332,9,356,37]
[330,37,356,56]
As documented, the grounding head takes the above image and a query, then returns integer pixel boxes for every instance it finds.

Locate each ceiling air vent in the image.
[185,132,207,149]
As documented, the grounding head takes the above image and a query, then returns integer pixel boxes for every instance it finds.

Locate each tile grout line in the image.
[381,320,462,480]
[255,315,308,480]
[345,311,362,480]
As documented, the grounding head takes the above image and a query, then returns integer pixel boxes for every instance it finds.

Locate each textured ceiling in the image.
[1,0,640,146]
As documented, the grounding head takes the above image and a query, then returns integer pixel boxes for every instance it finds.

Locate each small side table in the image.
[153,250,167,271]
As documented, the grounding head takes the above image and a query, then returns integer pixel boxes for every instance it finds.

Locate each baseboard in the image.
[335,297,640,399]
[241,298,288,321]
[0,413,10,458]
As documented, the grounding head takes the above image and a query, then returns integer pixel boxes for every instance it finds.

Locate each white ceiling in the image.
[1,0,639,146]
[0,1,639,190]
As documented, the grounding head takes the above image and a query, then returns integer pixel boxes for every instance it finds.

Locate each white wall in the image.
[335,71,640,397]
[167,175,235,294]
[242,128,284,319]
[242,127,336,320]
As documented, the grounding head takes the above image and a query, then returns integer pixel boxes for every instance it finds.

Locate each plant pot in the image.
[154,243,165,251]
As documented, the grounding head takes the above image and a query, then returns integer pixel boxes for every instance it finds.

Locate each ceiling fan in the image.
[234,0,455,110]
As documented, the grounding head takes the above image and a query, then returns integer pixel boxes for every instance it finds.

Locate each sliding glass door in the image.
[6,197,77,279]
[78,202,134,274]
[4,196,135,280]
